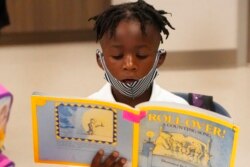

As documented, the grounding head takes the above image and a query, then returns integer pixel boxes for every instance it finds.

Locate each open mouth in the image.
[121,79,137,84]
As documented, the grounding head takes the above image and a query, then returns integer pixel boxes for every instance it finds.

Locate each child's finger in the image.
[102,151,119,167]
[113,158,127,167]
[91,149,104,167]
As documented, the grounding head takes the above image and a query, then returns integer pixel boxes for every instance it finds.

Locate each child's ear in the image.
[96,52,104,70]
[157,49,167,68]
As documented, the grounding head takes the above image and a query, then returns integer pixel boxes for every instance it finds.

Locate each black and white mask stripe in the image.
[97,49,165,98]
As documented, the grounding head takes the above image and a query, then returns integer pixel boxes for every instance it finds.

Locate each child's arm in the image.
[91,149,127,167]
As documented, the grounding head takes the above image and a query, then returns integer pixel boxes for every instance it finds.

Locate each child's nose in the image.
[122,54,137,71]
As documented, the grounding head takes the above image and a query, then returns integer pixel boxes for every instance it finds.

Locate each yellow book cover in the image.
[31,93,239,167]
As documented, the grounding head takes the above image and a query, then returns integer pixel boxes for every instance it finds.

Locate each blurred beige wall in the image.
[112,0,237,51]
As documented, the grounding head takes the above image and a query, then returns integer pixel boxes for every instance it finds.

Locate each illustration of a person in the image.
[87,118,103,135]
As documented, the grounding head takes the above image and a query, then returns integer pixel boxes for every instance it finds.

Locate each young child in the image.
[88,0,188,166]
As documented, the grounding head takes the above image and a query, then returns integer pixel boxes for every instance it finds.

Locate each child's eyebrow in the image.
[136,45,148,49]
[111,44,123,48]
[111,44,148,49]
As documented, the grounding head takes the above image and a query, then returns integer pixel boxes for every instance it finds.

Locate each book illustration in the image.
[86,118,104,135]
[55,103,117,144]
[142,125,212,167]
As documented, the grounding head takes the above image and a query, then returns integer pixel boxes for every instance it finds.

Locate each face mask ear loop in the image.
[156,49,166,64]
[153,49,163,70]
[96,49,119,86]
[96,49,103,59]
[96,49,108,71]
[158,49,166,55]
[154,49,166,76]
[96,49,108,80]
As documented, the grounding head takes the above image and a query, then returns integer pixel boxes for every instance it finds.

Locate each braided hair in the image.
[88,0,175,43]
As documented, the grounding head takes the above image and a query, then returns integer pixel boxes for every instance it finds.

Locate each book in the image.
[0,84,13,150]
[31,93,239,167]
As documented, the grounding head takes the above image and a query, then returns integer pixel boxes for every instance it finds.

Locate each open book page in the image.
[136,102,239,167]
[31,94,239,167]
[31,94,139,166]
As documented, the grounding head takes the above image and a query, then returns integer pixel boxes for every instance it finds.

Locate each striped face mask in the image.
[97,49,165,98]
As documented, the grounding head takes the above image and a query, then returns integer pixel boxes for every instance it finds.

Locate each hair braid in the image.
[88,0,175,43]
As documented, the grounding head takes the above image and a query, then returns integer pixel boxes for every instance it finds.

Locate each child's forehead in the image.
[106,19,160,40]
[115,20,144,36]
[100,21,161,51]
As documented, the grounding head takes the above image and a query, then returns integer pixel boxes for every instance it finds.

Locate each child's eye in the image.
[136,53,148,59]
[112,54,123,60]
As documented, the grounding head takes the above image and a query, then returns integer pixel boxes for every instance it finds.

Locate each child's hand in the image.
[91,149,127,167]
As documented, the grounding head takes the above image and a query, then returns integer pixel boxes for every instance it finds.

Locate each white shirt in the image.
[88,82,188,105]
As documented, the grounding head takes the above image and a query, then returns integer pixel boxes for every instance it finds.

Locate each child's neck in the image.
[111,85,153,107]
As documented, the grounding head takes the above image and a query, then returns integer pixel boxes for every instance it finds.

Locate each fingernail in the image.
[113,151,119,157]
[121,158,127,164]
[99,149,104,155]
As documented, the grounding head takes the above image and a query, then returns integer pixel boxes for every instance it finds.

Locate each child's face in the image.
[99,19,164,83]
